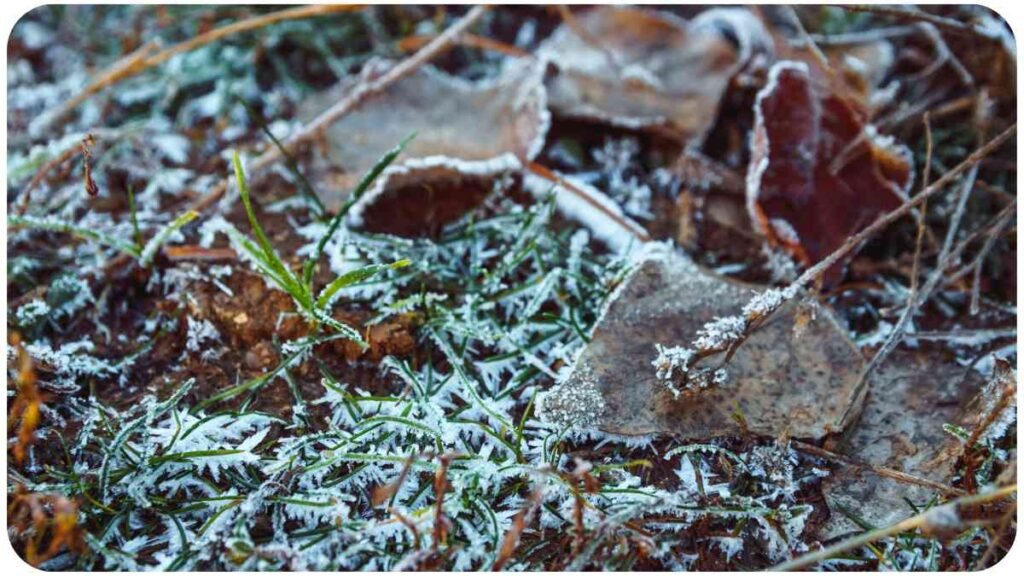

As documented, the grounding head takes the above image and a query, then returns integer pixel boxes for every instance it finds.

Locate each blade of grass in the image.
[237,97,325,217]
[9,214,141,258]
[127,185,143,250]
[139,210,198,267]
[315,259,411,309]
[302,133,414,285]
[232,151,311,307]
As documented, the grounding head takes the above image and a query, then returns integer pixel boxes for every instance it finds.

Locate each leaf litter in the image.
[6,4,1017,571]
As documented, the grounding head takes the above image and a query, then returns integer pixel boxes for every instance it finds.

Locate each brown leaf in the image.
[540,7,771,142]
[299,58,549,232]
[540,245,864,440]
[746,60,913,285]
[817,351,987,540]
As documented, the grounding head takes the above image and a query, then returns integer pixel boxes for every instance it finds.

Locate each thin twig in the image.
[526,162,651,242]
[848,116,982,418]
[838,5,1003,42]
[18,133,98,215]
[397,33,530,58]
[772,484,1017,571]
[791,440,966,496]
[792,124,1014,297]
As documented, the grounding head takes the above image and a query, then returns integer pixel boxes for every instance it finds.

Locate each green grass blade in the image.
[139,210,198,267]
[127,185,143,251]
[302,133,414,285]
[232,151,310,307]
[9,214,141,258]
[238,97,325,217]
[315,259,411,310]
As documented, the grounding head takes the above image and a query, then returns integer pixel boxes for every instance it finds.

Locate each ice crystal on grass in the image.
[185,316,222,360]
[25,339,118,391]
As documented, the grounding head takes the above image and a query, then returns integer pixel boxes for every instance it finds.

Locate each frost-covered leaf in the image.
[543,244,864,439]
[299,57,549,231]
[539,6,771,142]
[746,60,913,284]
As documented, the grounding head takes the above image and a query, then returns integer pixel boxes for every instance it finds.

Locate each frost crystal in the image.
[15,300,51,327]
[693,315,747,351]
[538,368,607,429]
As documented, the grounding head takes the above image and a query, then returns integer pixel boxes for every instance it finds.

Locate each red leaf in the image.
[747,61,913,285]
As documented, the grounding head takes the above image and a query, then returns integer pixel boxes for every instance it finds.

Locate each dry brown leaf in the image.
[298,58,549,231]
[817,351,988,540]
[540,245,864,440]
[539,7,771,142]
[746,60,913,285]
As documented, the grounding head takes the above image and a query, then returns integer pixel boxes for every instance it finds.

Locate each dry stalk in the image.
[771,484,1017,571]
[790,440,966,496]
[492,487,544,570]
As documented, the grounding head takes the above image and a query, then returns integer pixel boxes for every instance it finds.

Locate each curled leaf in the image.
[746,60,913,284]
[299,58,550,233]
[540,7,771,142]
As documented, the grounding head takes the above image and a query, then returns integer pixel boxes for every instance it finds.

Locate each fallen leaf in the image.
[817,351,987,540]
[746,60,913,284]
[298,57,550,233]
[540,244,864,440]
[539,7,772,143]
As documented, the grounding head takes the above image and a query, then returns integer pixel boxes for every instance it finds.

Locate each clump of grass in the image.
[226,138,412,344]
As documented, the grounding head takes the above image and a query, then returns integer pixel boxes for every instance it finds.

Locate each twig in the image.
[967,200,1016,314]
[792,124,1013,297]
[526,162,651,242]
[942,199,1017,287]
[18,134,98,215]
[791,440,966,496]
[39,5,363,130]
[771,484,1017,571]
[847,113,982,421]
[793,25,918,47]
[432,454,453,551]
[783,6,831,75]
[917,22,974,89]
[910,113,934,287]
[397,33,530,58]
[906,327,1015,343]
[492,487,544,570]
